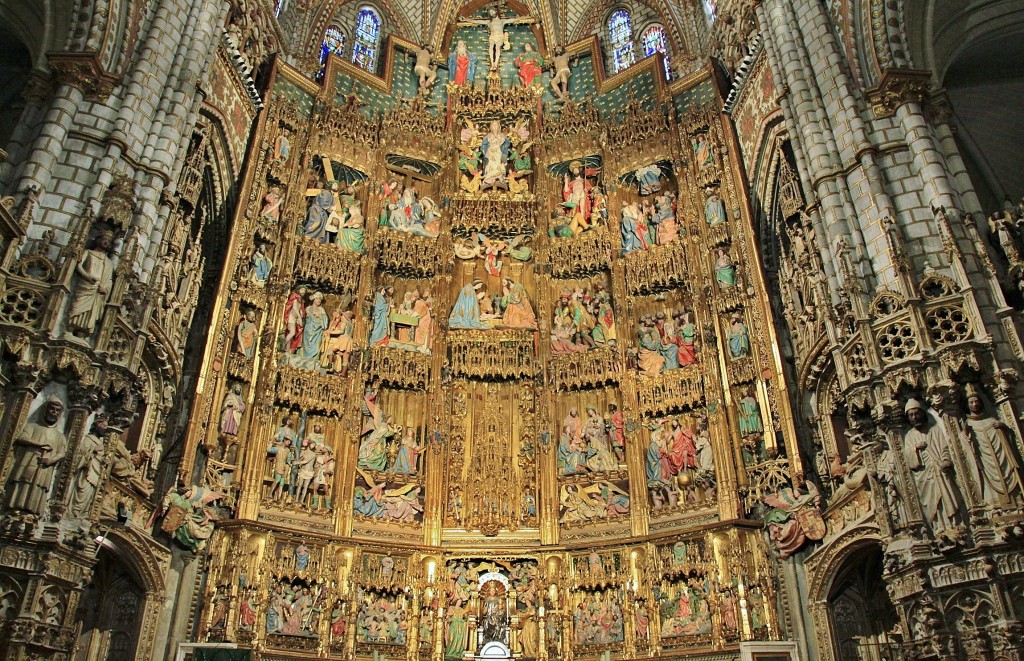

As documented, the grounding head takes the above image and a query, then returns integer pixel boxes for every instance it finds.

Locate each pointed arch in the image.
[320,24,347,67]
[352,5,382,71]
[307,0,417,68]
[607,8,636,73]
[640,23,670,78]
[570,0,690,62]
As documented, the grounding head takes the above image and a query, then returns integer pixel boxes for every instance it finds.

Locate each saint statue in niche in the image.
[68,231,116,337]
[480,121,511,190]
[514,42,544,85]
[448,40,478,85]
[479,581,507,644]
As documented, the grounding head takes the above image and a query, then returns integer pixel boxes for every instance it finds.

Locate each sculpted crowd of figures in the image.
[206,62,772,557]
[150,7,1024,658]
[264,416,337,510]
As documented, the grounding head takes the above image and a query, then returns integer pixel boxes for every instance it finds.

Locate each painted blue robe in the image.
[448,284,489,329]
[369,291,391,345]
[621,210,642,254]
[304,190,335,242]
[301,305,328,360]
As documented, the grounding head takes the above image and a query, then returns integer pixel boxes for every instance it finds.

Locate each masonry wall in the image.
[0,0,232,280]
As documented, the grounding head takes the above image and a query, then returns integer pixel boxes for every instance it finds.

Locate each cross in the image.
[304,156,346,220]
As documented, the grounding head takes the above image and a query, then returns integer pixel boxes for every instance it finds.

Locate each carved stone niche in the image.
[96,173,137,233]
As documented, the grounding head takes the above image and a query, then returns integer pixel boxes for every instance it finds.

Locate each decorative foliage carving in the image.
[275,365,349,415]
[606,97,672,151]
[866,69,931,118]
[547,347,619,391]
[547,228,612,278]
[636,370,704,418]
[373,229,442,278]
[446,81,541,118]
[623,242,691,295]
[380,97,448,161]
[366,347,430,390]
[449,197,536,236]
[447,331,535,380]
[312,95,378,151]
[293,237,362,294]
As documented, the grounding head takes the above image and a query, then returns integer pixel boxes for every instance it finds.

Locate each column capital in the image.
[865,69,932,118]
[46,52,120,101]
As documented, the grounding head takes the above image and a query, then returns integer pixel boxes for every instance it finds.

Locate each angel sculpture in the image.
[458,120,484,192]
[481,235,506,277]
[461,118,482,144]
[354,468,423,523]
[358,389,398,472]
[159,485,223,552]
[560,483,606,524]
[762,480,824,558]
[511,117,531,143]
[508,168,530,194]
[453,233,533,269]
[454,236,484,260]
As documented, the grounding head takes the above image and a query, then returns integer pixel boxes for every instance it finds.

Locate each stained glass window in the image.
[703,0,718,24]
[608,10,635,73]
[641,25,671,80]
[317,25,345,81]
[352,7,381,72]
[320,26,345,65]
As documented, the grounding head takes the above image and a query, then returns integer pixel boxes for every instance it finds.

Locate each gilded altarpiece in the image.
[181,15,799,660]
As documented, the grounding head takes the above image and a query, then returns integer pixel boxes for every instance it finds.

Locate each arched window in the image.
[320,25,346,66]
[641,24,671,80]
[317,25,345,81]
[607,9,635,73]
[702,0,718,24]
[352,7,382,72]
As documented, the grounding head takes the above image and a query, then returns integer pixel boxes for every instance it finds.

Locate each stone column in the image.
[11,85,85,208]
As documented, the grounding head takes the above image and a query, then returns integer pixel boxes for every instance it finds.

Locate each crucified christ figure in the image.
[457,5,537,71]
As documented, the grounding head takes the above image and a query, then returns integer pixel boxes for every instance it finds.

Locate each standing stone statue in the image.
[902,398,964,537]
[68,231,116,337]
[219,383,246,437]
[960,385,1024,510]
[4,397,67,516]
[68,415,109,518]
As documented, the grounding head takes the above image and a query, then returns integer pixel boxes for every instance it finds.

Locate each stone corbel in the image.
[865,69,932,118]
[46,52,120,101]
[992,368,1019,403]
[924,89,955,130]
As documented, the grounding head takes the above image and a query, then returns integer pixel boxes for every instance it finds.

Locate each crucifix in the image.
[304,157,346,207]
[457,3,537,71]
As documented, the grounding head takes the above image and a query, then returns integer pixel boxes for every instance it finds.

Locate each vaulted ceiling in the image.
[0,0,76,68]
